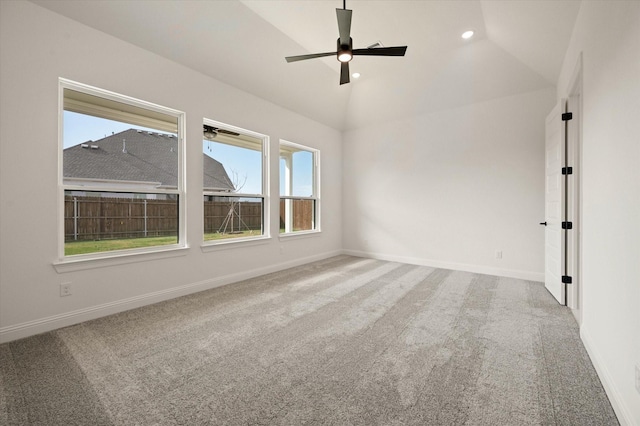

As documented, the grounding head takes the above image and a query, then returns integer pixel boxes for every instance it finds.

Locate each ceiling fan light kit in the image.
[203,125,218,140]
[203,124,240,141]
[337,38,353,63]
[285,1,408,85]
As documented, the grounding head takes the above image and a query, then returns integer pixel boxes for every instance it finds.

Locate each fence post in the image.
[144,199,148,237]
[73,196,78,241]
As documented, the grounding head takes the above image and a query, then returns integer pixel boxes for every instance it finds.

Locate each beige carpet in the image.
[0,255,618,425]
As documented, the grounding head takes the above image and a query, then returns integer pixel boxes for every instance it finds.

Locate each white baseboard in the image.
[0,250,342,344]
[581,328,635,426]
[341,249,544,282]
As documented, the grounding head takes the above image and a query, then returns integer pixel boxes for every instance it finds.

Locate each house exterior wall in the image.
[0,0,342,341]
[556,2,640,424]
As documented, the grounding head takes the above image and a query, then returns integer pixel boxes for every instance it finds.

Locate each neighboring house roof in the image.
[64,129,234,191]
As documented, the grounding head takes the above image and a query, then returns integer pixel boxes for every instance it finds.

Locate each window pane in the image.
[64,111,179,187]
[202,122,266,243]
[279,141,318,234]
[279,199,315,233]
[64,191,178,256]
[62,84,183,257]
[203,130,263,195]
[292,150,314,197]
[204,196,263,241]
[279,148,314,197]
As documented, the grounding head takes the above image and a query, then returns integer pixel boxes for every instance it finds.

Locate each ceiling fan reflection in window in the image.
[285,0,408,85]
[203,124,240,141]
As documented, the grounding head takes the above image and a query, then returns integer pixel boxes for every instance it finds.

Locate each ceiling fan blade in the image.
[336,8,352,46]
[218,129,240,137]
[285,51,336,63]
[340,62,350,85]
[352,46,408,57]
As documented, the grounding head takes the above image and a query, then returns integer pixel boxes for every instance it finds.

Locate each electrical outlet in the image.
[635,365,640,394]
[495,250,503,260]
[60,283,72,297]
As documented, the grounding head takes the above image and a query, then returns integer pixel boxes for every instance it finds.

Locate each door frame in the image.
[566,54,583,323]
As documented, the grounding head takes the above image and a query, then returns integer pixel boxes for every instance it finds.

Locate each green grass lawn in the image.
[65,236,177,256]
[66,231,261,255]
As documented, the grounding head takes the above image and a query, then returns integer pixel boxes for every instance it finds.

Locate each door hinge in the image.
[562,275,573,284]
[562,112,573,121]
[562,221,573,229]
[562,166,573,175]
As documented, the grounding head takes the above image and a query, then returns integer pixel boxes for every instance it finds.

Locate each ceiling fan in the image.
[203,125,240,140]
[285,0,408,85]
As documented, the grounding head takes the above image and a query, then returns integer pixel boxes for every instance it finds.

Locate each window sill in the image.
[200,235,271,252]
[279,230,322,240]
[53,245,189,273]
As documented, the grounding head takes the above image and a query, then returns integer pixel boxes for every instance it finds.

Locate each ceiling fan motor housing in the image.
[337,38,353,62]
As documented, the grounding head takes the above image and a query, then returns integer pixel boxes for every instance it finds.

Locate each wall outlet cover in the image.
[60,283,72,297]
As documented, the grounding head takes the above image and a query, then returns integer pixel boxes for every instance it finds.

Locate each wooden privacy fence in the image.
[65,196,314,242]
[279,199,314,231]
[203,200,262,234]
[65,196,178,241]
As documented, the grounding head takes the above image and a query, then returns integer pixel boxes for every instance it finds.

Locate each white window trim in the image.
[279,139,321,236]
[201,118,270,247]
[53,245,189,273]
[57,78,187,265]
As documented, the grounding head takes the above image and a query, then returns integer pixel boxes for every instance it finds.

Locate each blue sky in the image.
[64,111,312,196]
[203,140,262,194]
[63,111,157,148]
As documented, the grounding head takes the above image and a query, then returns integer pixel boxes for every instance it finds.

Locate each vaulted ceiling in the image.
[31,0,581,131]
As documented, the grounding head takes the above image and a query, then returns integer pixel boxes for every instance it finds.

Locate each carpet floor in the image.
[0,255,618,425]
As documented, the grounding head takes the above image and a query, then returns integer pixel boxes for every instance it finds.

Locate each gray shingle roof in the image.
[64,129,234,191]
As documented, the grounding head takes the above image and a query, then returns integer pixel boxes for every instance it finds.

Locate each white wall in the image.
[343,88,555,281]
[557,2,640,424]
[0,1,342,342]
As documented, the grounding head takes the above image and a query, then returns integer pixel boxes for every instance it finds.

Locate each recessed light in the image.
[461,30,474,40]
[352,72,361,79]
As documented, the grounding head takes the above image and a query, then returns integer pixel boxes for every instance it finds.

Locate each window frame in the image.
[279,139,321,236]
[57,78,186,262]
[202,118,270,247]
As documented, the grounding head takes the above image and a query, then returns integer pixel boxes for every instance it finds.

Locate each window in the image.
[203,120,268,243]
[279,141,319,234]
[60,79,185,258]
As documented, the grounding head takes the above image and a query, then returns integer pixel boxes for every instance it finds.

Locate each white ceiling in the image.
[31,0,581,131]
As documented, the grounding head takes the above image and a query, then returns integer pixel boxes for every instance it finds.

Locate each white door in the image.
[544,101,566,305]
